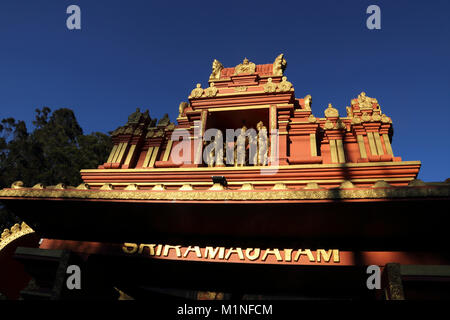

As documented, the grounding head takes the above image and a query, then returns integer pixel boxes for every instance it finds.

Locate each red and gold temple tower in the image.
[1,55,449,300]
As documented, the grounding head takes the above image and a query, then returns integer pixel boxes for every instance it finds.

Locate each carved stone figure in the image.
[190,83,204,98]
[157,113,170,127]
[357,92,377,109]
[235,126,247,166]
[234,58,256,75]
[263,78,277,93]
[273,53,287,76]
[257,124,268,166]
[204,82,218,97]
[277,76,293,92]
[127,108,142,124]
[209,59,223,80]
[178,102,189,117]
[304,94,312,110]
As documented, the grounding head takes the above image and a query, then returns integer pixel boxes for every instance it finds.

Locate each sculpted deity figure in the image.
[127,108,142,124]
[263,78,277,93]
[272,53,287,76]
[304,94,312,110]
[234,126,247,167]
[234,58,256,75]
[205,139,215,167]
[277,76,293,92]
[357,92,377,109]
[248,130,258,165]
[178,101,189,118]
[190,83,204,98]
[257,122,269,166]
[204,82,218,97]
[209,59,224,80]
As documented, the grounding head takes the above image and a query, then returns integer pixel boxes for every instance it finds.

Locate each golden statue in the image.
[190,83,204,98]
[346,106,353,118]
[263,78,277,93]
[304,94,312,110]
[272,53,287,76]
[277,76,293,92]
[209,59,223,80]
[324,103,339,118]
[204,82,218,97]
[234,58,256,75]
[178,101,189,117]
[356,92,377,109]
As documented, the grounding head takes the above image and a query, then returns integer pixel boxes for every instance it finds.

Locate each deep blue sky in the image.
[0,0,449,181]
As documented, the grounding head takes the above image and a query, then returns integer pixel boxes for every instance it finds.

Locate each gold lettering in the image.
[316,249,333,262]
[183,246,202,258]
[138,244,156,255]
[284,249,293,262]
[156,244,162,256]
[333,249,340,262]
[262,248,283,262]
[245,248,261,261]
[294,249,315,262]
[225,247,245,260]
[204,246,225,259]
[162,245,182,257]
[122,243,138,254]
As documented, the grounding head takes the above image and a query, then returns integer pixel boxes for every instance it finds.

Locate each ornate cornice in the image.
[0,180,449,202]
[0,222,35,252]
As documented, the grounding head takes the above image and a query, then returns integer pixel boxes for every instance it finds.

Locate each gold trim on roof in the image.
[0,222,35,252]
[0,182,448,202]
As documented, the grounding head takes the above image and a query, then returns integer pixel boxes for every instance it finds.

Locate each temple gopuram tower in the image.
[1,55,449,301]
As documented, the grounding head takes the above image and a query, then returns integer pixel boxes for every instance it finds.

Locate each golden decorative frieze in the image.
[361,112,371,122]
[381,114,392,123]
[234,58,256,75]
[0,222,35,252]
[12,181,24,189]
[111,126,125,137]
[204,82,218,97]
[124,126,134,135]
[372,111,382,122]
[32,183,45,189]
[1,180,448,201]
[209,59,223,80]
[351,116,362,125]
[277,76,293,92]
[272,53,287,76]
[190,83,204,98]
[324,119,334,130]
[133,127,143,136]
[263,78,277,93]
[234,86,248,92]
[324,103,339,118]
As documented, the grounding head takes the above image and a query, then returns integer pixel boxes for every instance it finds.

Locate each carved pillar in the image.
[383,263,405,300]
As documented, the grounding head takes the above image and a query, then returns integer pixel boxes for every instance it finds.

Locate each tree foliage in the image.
[0,107,113,230]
